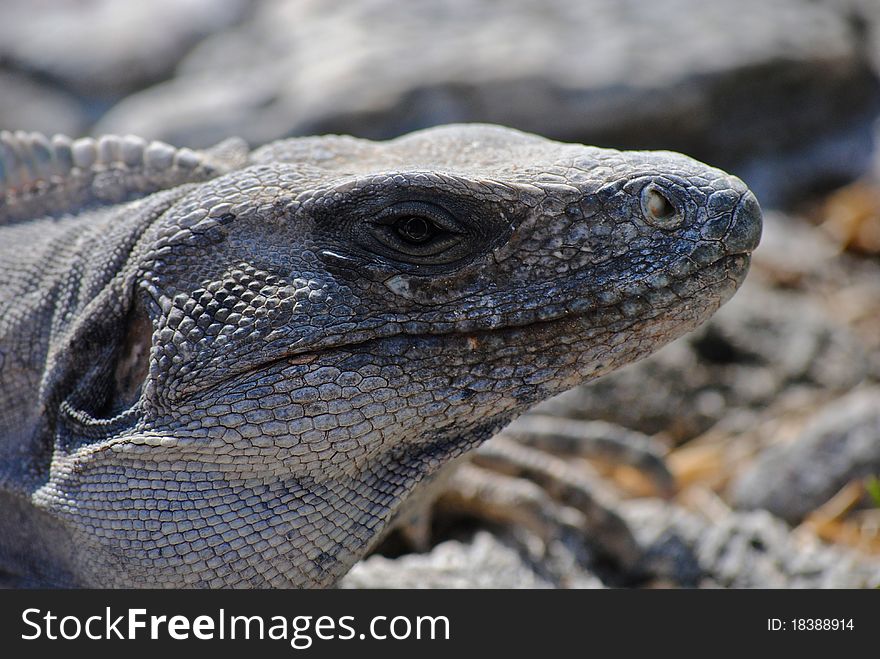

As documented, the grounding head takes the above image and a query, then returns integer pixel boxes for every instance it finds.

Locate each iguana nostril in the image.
[640,186,682,229]
[725,191,763,254]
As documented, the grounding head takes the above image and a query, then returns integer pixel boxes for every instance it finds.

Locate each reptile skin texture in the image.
[0,124,761,587]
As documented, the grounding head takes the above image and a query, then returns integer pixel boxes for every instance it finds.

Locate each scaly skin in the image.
[0,124,761,587]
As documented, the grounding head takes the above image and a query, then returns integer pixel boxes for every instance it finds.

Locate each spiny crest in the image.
[0,130,250,225]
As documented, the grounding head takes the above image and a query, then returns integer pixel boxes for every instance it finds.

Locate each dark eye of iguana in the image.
[395,216,435,244]
[368,201,467,262]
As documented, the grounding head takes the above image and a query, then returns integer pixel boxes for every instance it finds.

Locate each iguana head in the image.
[31,125,761,586]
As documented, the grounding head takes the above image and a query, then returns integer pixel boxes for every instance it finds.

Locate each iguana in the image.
[0,124,761,587]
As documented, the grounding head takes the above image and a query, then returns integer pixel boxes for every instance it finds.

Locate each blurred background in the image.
[3,0,880,587]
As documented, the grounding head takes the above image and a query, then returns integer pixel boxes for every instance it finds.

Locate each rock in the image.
[341,531,570,588]
[0,0,250,98]
[829,0,880,75]
[731,387,880,522]
[0,71,89,135]
[623,499,880,588]
[753,211,842,284]
[94,0,880,206]
[344,500,880,588]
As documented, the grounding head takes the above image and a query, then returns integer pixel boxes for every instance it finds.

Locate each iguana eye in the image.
[395,216,436,244]
[640,185,683,229]
[368,201,466,261]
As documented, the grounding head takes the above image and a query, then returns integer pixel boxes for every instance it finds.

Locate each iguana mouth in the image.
[178,253,749,405]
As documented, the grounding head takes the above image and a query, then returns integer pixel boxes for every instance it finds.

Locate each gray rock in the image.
[344,500,880,588]
[341,531,567,589]
[95,0,880,206]
[827,0,880,75]
[0,71,88,135]
[0,0,250,97]
[731,387,880,522]
[623,499,880,588]
[753,210,842,283]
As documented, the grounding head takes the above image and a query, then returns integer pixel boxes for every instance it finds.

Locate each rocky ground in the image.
[3,0,880,588]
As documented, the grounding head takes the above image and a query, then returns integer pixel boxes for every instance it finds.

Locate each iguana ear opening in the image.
[57,293,153,438]
[105,299,153,417]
